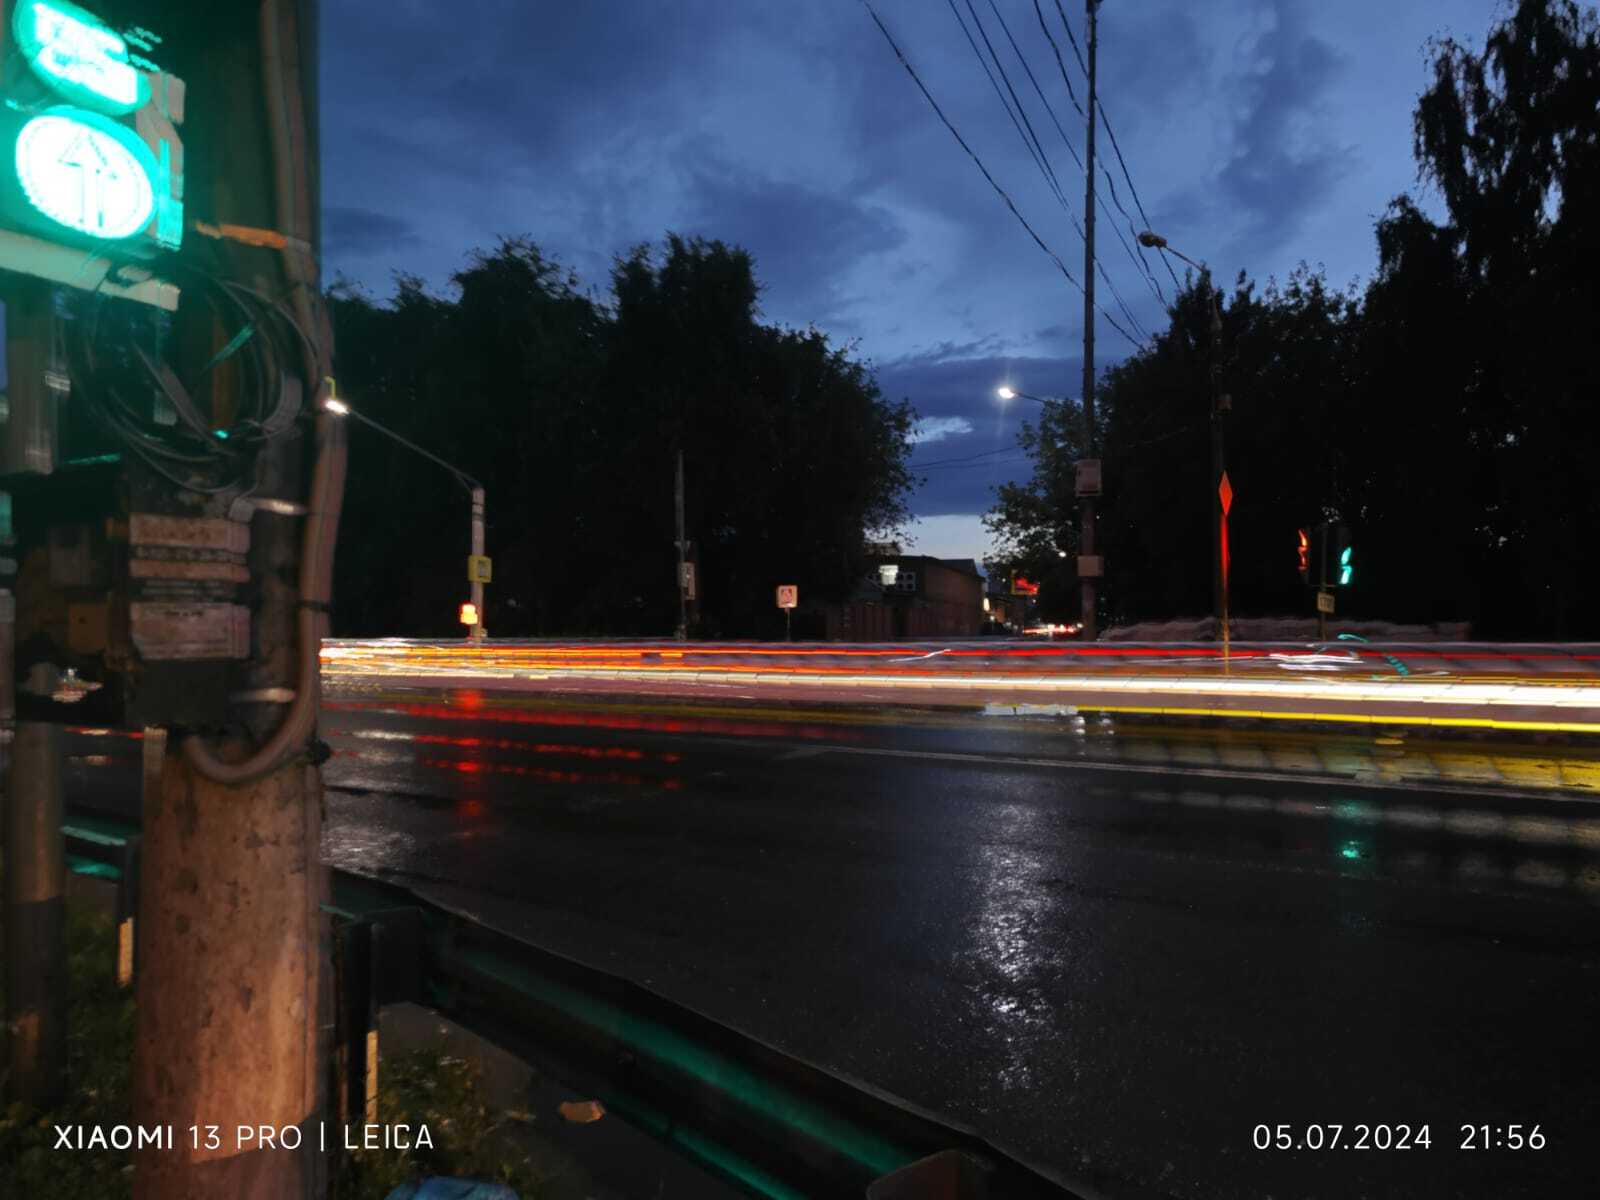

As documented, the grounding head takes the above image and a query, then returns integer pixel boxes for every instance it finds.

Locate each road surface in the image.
[64,688,1600,1199]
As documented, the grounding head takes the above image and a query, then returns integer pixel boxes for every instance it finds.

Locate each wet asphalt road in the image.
[66,690,1600,1199]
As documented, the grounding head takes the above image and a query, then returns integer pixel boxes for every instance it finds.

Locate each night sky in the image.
[321,0,1501,563]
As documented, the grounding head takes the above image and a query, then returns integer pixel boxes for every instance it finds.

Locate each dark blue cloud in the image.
[323,206,419,259]
[1214,0,1356,254]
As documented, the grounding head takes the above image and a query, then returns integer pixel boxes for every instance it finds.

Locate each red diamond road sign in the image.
[1218,471,1233,515]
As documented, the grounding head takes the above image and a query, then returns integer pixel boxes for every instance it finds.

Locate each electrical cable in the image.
[954,0,1151,341]
[1053,0,1182,296]
[180,0,345,786]
[1032,1,1170,309]
[979,0,1157,335]
[859,1,1144,350]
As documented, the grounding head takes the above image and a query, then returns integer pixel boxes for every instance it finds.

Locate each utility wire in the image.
[953,0,1150,341]
[1036,0,1169,308]
[1054,0,1182,296]
[859,0,1143,351]
[979,0,1159,329]
[919,455,1034,471]
[913,443,1034,468]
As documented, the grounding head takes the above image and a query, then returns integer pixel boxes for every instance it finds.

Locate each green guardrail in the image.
[62,810,1106,1200]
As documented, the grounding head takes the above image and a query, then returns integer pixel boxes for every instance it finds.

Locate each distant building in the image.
[822,554,985,640]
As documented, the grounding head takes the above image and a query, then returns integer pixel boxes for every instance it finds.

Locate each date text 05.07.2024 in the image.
[1252,1125,1547,1151]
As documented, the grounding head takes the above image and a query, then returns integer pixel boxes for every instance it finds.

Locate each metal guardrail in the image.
[62,811,1114,1200]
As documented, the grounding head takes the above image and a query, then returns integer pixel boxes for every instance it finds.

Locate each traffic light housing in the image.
[0,0,185,287]
[1335,526,1353,586]
[1296,528,1310,581]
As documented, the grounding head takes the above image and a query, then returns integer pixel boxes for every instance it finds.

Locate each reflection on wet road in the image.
[62,690,1600,1199]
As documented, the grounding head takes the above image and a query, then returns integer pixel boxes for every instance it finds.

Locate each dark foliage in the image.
[329,236,914,638]
[989,0,1600,638]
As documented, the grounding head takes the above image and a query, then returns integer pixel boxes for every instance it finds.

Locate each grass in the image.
[0,897,578,1199]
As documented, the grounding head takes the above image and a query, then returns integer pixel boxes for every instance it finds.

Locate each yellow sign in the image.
[467,554,492,583]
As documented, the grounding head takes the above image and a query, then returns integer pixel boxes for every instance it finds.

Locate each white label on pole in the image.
[776,584,798,609]
[1316,591,1335,614]
[680,562,696,600]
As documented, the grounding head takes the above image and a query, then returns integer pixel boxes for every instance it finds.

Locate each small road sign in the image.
[467,554,492,583]
[680,562,696,600]
[1316,590,1334,615]
[776,584,798,609]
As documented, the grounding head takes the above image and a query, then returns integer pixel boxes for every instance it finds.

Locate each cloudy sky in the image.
[321,0,1503,563]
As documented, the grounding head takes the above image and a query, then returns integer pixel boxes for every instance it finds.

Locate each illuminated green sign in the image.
[14,108,158,241]
[13,0,149,115]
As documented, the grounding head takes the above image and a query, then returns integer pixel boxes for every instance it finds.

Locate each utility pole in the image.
[675,449,688,640]
[4,721,65,1107]
[469,485,486,641]
[1210,288,1228,649]
[126,5,336,1198]
[1078,0,1099,640]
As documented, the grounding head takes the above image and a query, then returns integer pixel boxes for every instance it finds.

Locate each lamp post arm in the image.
[341,405,482,493]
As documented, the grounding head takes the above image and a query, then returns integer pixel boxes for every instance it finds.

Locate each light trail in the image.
[321,640,1600,735]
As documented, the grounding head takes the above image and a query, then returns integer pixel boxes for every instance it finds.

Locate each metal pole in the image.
[675,449,688,641]
[1079,0,1099,640]
[470,486,486,642]
[3,721,66,1107]
[1318,520,1329,640]
[1210,290,1228,664]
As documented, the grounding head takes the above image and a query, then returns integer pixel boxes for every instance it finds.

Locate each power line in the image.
[859,0,1144,351]
[918,455,1034,471]
[1026,0,1169,309]
[945,0,1150,342]
[1053,0,1182,296]
[913,443,1036,468]
[979,0,1161,327]
[946,0,1068,221]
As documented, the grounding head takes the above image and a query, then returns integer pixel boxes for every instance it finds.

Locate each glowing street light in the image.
[320,388,488,642]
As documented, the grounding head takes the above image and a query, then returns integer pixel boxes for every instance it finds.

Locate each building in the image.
[822,554,985,640]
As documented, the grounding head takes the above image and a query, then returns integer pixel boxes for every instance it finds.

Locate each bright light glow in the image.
[324,398,350,415]
[878,564,899,585]
[996,386,1017,401]
[15,110,156,240]
[458,602,478,626]
[317,640,1600,735]
[15,0,148,114]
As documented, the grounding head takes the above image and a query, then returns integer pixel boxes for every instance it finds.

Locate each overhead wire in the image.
[934,1,1152,343]
[1034,0,1170,309]
[858,0,1144,351]
[976,0,1158,333]
[948,0,1149,341]
[1053,0,1183,296]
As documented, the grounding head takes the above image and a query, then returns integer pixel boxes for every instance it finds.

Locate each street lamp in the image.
[994,386,1100,633]
[1138,229,1230,654]
[322,392,490,643]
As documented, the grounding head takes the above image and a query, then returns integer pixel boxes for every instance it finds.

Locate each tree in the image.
[328,235,915,638]
[1363,0,1600,636]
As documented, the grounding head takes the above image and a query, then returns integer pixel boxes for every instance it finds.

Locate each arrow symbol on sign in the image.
[58,128,115,232]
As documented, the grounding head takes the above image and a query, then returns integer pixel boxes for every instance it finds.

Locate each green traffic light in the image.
[1339,545,1353,586]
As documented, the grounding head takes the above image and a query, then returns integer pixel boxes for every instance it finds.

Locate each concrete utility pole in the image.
[675,449,689,640]
[4,721,66,1108]
[1078,0,1100,640]
[128,4,335,1198]
[470,486,486,641]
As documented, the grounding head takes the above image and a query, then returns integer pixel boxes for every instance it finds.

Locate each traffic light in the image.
[1335,526,1353,586]
[0,0,185,279]
[458,602,478,626]
[1296,528,1310,581]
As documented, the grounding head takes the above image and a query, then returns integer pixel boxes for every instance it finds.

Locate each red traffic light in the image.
[1296,528,1310,576]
